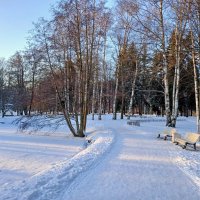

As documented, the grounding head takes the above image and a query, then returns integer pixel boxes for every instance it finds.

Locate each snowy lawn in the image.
[0,115,200,200]
[0,116,114,200]
[0,116,84,197]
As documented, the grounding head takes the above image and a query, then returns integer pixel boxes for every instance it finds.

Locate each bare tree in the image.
[170,0,190,127]
[191,30,200,132]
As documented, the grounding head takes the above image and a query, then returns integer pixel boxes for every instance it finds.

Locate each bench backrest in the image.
[163,128,176,136]
[170,129,176,135]
[163,129,170,134]
[186,133,200,143]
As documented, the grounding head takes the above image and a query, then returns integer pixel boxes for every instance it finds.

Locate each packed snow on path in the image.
[0,115,200,200]
[63,116,200,200]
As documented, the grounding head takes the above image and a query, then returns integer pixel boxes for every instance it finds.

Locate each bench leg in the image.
[194,143,196,150]
[157,134,160,138]
[182,145,186,149]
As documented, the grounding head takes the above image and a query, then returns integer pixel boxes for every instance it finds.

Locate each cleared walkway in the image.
[63,121,200,200]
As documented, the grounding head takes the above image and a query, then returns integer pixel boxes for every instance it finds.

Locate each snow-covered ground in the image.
[0,115,200,199]
[0,117,84,186]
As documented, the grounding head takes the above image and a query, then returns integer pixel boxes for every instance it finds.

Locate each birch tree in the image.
[132,0,172,125]
[189,0,200,132]
[171,0,190,127]
[191,30,200,132]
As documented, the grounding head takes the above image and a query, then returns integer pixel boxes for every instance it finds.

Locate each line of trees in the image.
[0,0,200,136]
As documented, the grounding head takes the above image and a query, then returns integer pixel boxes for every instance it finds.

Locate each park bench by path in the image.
[171,132,181,143]
[174,133,200,150]
[127,120,140,126]
[127,118,185,127]
[157,129,176,140]
[127,119,166,127]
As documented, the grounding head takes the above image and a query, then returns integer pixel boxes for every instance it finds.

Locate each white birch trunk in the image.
[113,64,119,120]
[127,59,138,119]
[91,72,96,120]
[191,30,200,133]
[98,77,103,120]
[172,27,180,127]
[64,62,70,112]
[160,0,171,126]
[99,33,107,120]
[106,77,110,113]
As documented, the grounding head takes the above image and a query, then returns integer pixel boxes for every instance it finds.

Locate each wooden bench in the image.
[157,129,176,140]
[175,133,200,150]
[127,120,140,126]
[172,132,181,143]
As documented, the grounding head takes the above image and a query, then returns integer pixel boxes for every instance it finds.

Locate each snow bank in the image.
[0,129,114,200]
[170,146,200,190]
[165,118,200,191]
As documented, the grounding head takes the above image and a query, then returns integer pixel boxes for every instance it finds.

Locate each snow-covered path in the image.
[63,121,200,200]
[1,116,200,199]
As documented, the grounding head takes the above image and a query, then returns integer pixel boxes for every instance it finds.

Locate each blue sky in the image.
[0,0,57,59]
[0,0,114,60]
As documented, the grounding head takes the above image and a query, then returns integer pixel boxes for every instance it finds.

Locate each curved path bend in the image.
[63,121,200,200]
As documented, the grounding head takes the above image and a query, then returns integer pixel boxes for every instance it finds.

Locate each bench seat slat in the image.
[175,133,199,150]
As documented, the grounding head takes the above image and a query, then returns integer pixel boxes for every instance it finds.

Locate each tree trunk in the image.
[160,0,171,126]
[28,59,37,116]
[171,27,180,127]
[113,64,119,120]
[91,72,97,120]
[127,60,138,119]
[191,30,200,133]
[98,78,103,120]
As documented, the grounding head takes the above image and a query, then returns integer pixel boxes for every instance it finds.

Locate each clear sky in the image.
[0,0,114,60]
[0,0,57,59]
